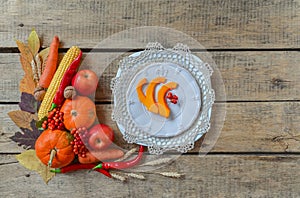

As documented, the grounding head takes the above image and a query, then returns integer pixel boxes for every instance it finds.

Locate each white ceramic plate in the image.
[111,44,214,153]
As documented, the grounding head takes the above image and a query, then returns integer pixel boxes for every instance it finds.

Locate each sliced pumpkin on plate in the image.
[136,77,166,114]
[136,77,177,118]
[157,81,178,118]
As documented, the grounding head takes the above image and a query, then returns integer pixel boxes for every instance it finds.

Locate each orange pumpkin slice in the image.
[136,77,166,114]
[157,82,178,118]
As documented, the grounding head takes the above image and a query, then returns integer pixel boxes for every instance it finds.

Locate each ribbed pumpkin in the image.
[35,129,75,168]
[60,95,96,130]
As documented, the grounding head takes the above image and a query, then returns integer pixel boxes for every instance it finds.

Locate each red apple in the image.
[88,124,114,151]
[72,69,98,96]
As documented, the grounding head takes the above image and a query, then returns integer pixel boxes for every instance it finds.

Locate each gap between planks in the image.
[0,47,299,53]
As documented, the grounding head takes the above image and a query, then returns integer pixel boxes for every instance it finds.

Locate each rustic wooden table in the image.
[0,0,299,197]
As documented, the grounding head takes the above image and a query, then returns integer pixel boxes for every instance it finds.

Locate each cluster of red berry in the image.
[166,92,179,104]
[70,127,89,158]
[42,108,65,130]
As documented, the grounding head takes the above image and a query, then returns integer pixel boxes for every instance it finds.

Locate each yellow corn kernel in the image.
[38,46,81,119]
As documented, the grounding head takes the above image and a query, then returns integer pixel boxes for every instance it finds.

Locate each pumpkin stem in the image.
[71,110,77,117]
[48,148,57,167]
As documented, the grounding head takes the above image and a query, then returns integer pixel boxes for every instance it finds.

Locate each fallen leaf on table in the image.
[8,110,38,130]
[28,29,40,56]
[16,150,55,184]
[9,120,41,149]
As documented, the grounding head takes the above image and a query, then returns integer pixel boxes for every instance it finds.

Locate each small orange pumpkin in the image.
[35,129,75,168]
[61,95,97,130]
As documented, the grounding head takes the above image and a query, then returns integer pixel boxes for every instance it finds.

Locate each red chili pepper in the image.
[51,51,82,109]
[93,145,144,170]
[51,163,112,178]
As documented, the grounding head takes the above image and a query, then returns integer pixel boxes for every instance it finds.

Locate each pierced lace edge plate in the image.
[111,43,215,154]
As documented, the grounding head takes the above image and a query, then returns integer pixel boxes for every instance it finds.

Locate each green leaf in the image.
[28,29,40,56]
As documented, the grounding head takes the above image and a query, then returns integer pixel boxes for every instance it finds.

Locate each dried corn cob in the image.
[38,46,81,119]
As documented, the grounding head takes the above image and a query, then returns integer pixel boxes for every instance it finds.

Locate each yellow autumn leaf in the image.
[16,150,55,184]
[8,110,38,130]
[28,29,40,56]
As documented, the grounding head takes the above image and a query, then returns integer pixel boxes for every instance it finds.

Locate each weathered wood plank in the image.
[0,0,299,48]
[1,154,299,197]
[0,51,299,102]
[1,102,300,153]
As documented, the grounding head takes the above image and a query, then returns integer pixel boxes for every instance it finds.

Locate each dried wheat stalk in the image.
[125,173,146,180]
[110,172,127,182]
[114,147,138,162]
[31,59,39,83]
[35,54,42,80]
[155,172,184,178]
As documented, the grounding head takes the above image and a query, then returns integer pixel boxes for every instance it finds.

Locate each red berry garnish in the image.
[171,99,178,104]
[166,92,173,99]
[166,92,179,104]
[70,127,89,157]
[172,95,178,100]
[42,107,65,130]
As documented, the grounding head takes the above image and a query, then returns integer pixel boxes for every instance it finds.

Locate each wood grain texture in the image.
[2,102,300,153]
[0,0,299,48]
[0,51,299,102]
[1,0,299,196]
[1,154,299,197]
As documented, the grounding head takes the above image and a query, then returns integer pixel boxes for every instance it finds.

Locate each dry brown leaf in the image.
[19,56,36,94]
[19,76,36,94]
[16,40,33,63]
[20,55,33,77]
[28,29,40,56]
[8,110,38,130]
[16,150,55,184]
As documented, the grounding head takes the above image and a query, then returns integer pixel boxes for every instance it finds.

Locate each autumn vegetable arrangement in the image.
[9,30,184,184]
